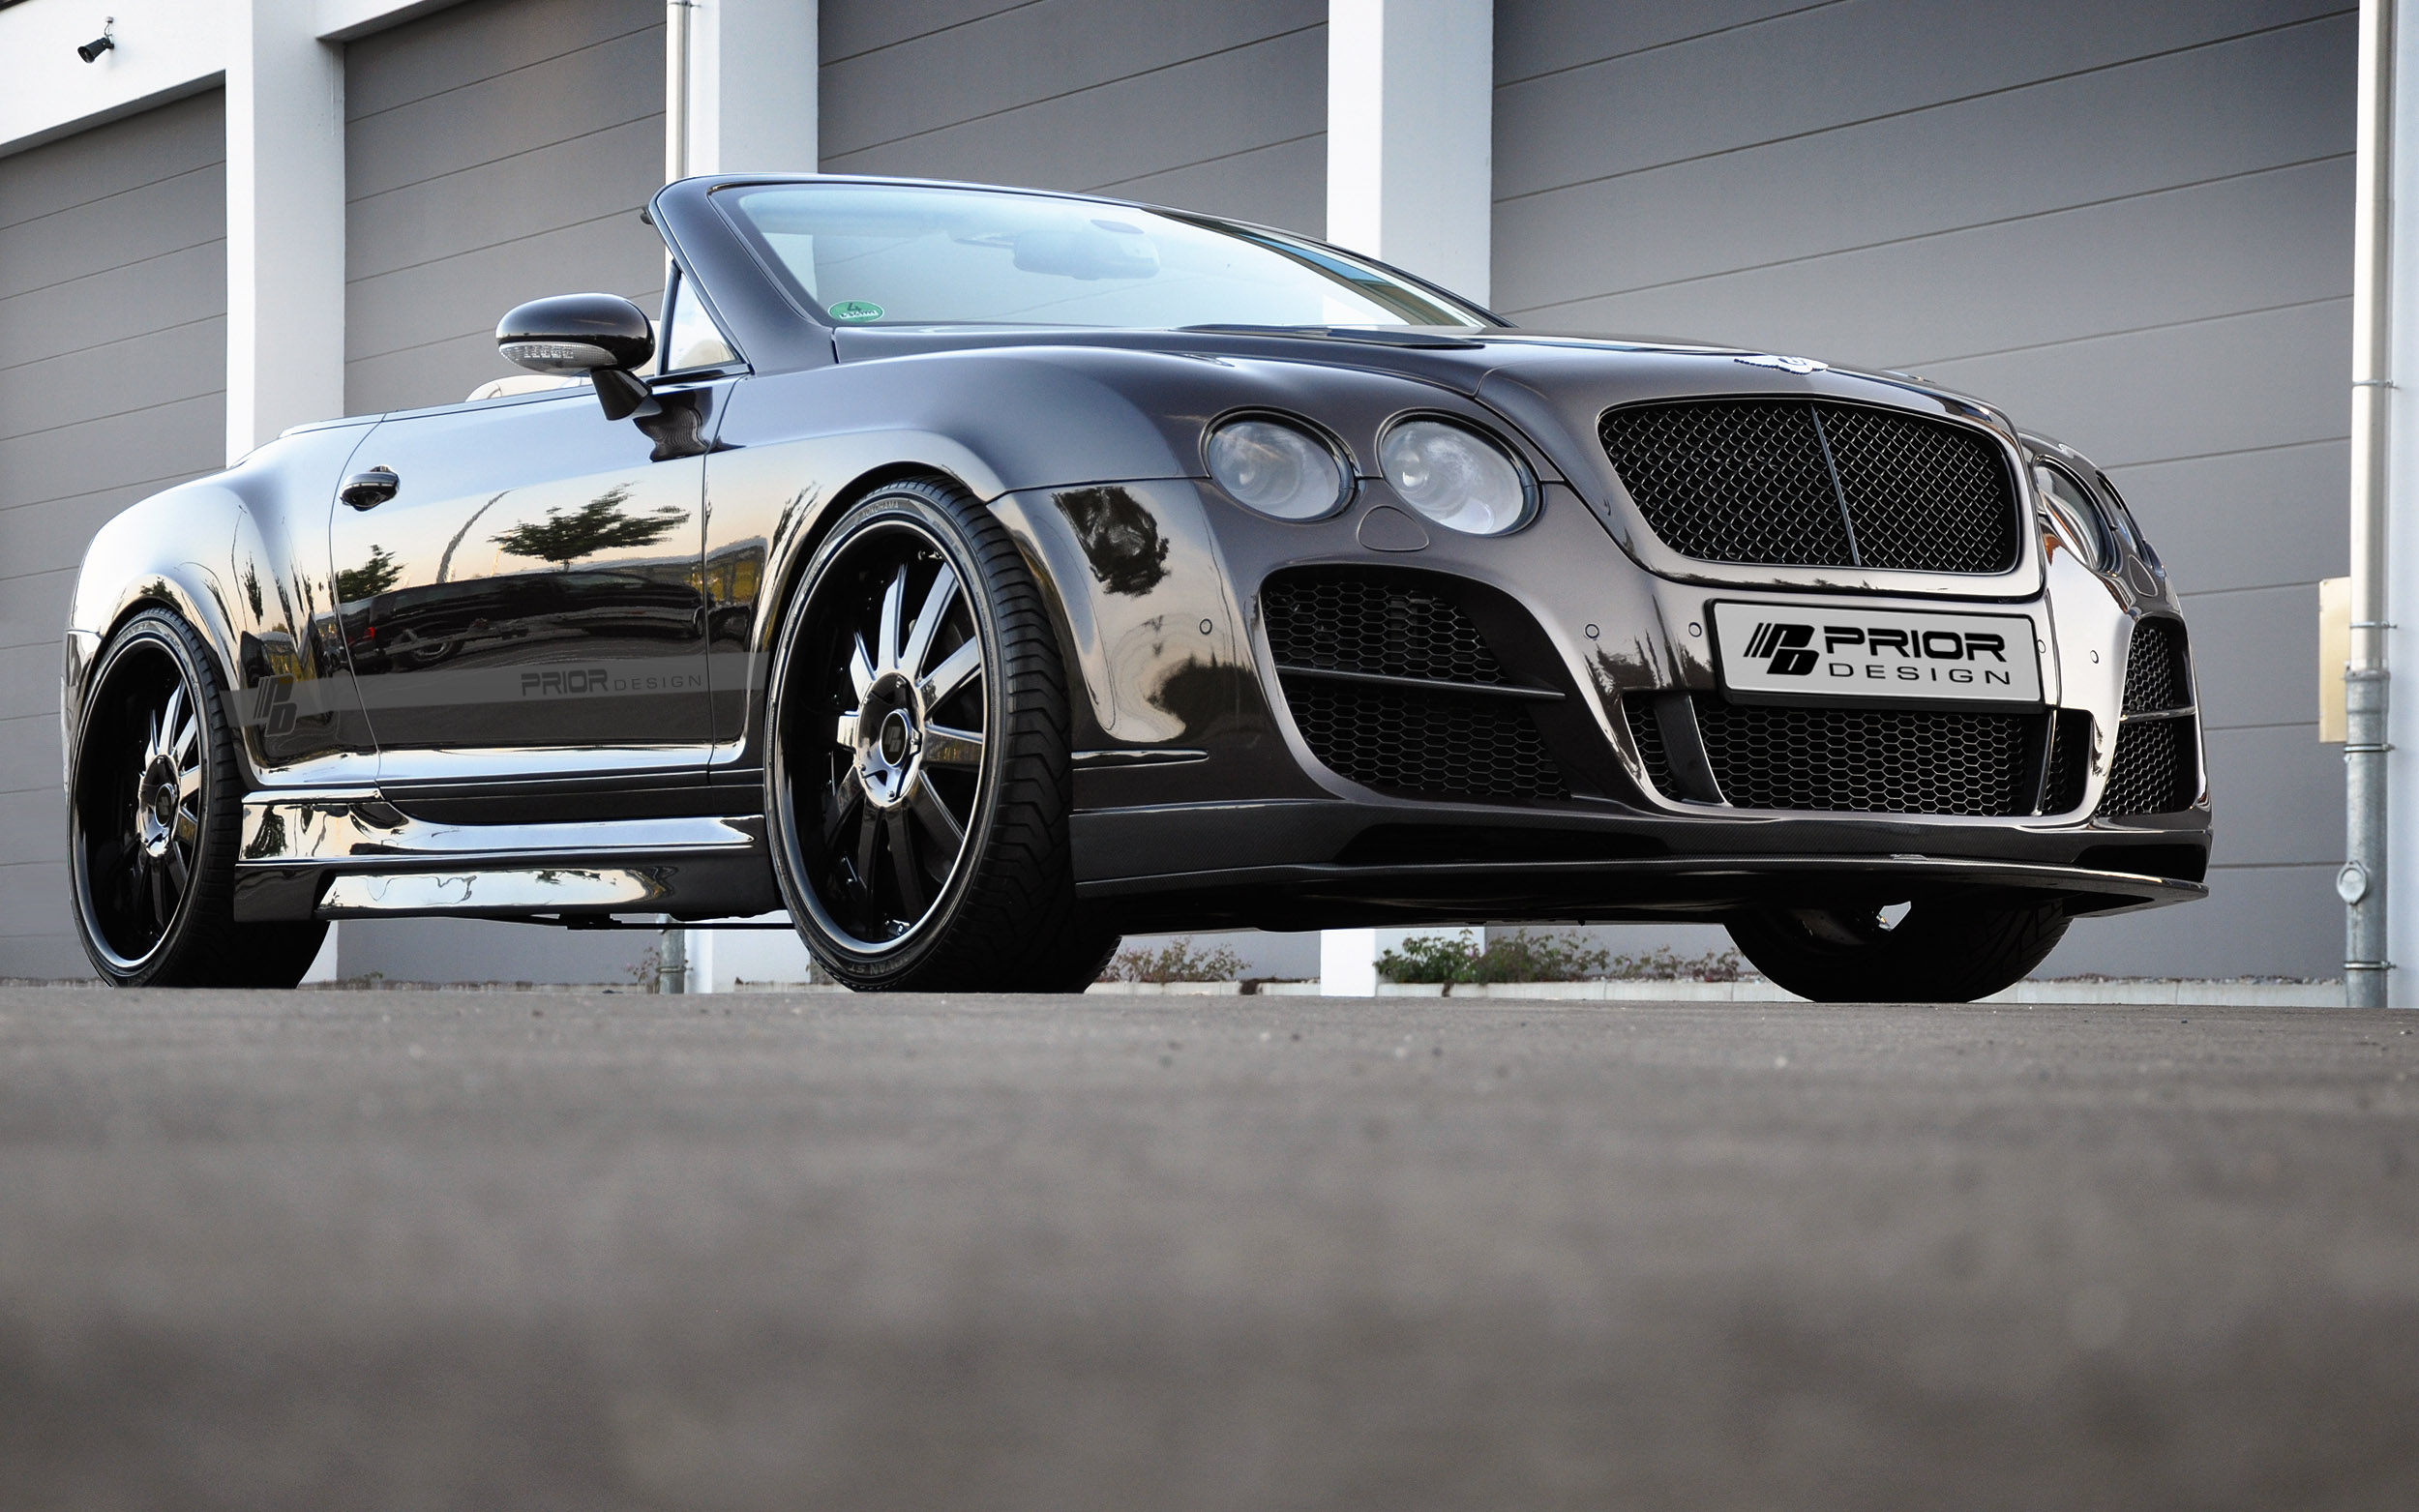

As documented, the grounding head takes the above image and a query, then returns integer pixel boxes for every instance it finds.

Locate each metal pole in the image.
[2346,0,2396,1008]
[658,0,695,995]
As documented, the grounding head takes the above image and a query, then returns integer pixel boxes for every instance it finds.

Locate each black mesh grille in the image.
[1262,569,1508,685]
[1622,697,1682,800]
[2099,718,2197,816]
[1283,681,1567,800]
[2122,618,2191,714]
[2043,711,2093,815]
[1598,399,2020,574]
[1691,696,2032,815]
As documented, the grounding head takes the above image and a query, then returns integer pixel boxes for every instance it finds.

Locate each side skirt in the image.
[230,789,782,924]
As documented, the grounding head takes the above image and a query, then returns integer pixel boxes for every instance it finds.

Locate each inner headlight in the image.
[1205,417,1351,520]
[1380,419,1531,535]
[2033,461,2114,573]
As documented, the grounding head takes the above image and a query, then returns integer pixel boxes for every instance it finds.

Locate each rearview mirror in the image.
[496,293,658,421]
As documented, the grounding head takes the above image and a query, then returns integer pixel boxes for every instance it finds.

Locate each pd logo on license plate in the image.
[1711,601,2043,705]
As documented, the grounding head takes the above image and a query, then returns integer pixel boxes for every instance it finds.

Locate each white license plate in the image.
[1711,601,2043,705]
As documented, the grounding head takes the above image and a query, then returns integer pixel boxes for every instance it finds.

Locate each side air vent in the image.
[2098,718,2198,817]
[1262,569,1568,802]
[2121,618,2191,714]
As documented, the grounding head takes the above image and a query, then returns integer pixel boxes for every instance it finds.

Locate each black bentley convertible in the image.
[62,175,2208,998]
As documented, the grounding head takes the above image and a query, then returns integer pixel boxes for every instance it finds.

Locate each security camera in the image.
[77,18,115,63]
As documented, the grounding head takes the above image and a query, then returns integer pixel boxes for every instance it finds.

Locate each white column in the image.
[1319,0,1494,993]
[672,0,819,178]
[226,0,344,462]
[1326,0,1494,303]
[231,0,347,983]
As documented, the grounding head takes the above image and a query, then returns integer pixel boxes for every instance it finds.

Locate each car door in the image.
[329,378,732,797]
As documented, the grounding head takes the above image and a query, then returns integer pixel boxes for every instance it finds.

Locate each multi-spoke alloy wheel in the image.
[766,479,1117,991]
[70,608,328,986]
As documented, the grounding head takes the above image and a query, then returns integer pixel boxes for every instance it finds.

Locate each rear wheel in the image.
[765,479,1116,991]
[69,608,329,987]
[1725,895,2069,1003]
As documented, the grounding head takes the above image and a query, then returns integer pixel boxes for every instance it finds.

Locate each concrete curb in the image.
[1092,979,2348,1007]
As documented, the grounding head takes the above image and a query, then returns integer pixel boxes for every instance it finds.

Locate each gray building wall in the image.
[820,0,1327,236]
[343,0,668,416]
[1492,0,2356,978]
[0,90,227,978]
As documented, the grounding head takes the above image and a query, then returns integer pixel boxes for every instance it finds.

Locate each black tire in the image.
[1725,895,2070,1003]
[764,478,1117,991]
[69,608,330,988]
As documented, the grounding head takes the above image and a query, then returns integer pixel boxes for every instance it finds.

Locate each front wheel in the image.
[69,608,329,987]
[1725,896,2070,1003]
[764,479,1117,992]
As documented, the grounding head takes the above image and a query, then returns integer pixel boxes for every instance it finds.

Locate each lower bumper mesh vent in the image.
[2098,718,2197,816]
[2043,710,2093,815]
[1283,680,1566,800]
[1622,698,1681,800]
[1691,697,2032,815]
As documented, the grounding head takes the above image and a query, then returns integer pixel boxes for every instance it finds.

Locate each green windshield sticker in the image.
[828,300,884,322]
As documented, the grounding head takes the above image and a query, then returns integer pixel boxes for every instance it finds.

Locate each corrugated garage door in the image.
[1492,2,2353,978]
[0,90,227,979]
[344,0,667,416]
[821,0,1326,236]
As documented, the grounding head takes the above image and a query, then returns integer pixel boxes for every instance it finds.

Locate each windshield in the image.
[719,182,1490,331]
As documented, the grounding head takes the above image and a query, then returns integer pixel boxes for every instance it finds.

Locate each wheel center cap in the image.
[857,682,924,809]
[880,710,911,765]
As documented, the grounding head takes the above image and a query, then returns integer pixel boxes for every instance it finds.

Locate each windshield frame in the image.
[705,177,1504,335]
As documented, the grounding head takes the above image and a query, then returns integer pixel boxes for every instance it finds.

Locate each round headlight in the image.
[2033,461,2113,572]
[1206,418,1351,520]
[1380,419,1530,535]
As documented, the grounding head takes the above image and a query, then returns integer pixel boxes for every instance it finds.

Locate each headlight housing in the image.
[1379,418,1532,535]
[2032,460,2114,573]
[1205,417,1352,520]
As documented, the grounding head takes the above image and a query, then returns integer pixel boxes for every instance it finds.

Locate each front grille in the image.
[2043,710,2093,815]
[2121,618,2191,713]
[1598,399,2020,574]
[2098,718,2197,816]
[1282,680,1566,800]
[1691,696,2032,815]
[1622,697,1682,800]
[1262,569,1508,685]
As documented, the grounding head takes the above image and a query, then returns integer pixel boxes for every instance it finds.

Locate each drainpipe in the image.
[2346,0,2395,1009]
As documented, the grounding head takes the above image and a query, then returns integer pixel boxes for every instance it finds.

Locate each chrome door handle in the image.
[341,467,400,509]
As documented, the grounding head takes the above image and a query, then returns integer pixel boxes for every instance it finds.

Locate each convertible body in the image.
[61,174,2207,995]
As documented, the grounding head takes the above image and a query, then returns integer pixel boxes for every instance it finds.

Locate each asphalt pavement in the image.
[0,984,2414,1511]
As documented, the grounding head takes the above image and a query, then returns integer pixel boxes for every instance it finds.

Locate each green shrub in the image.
[1100,935,1247,984]
[1376,931,1743,984]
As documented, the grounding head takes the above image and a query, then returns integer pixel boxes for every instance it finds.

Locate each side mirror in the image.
[496,293,658,421]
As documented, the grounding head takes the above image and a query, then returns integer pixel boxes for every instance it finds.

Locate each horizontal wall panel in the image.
[2110,440,2348,597]
[1494,0,1824,86]
[2175,584,2322,731]
[347,116,664,284]
[0,322,227,456]
[0,89,224,232]
[343,0,664,415]
[2202,723,2343,867]
[821,0,1319,159]
[821,0,1325,236]
[0,572,78,656]
[344,0,662,120]
[0,165,225,306]
[0,710,63,795]
[1497,16,2354,316]
[0,243,224,381]
[0,393,224,516]
[1495,0,2345,203]
[1092,133,1325,232]
[1540,158,2352,372]
[822,1,1013,63]
[1917,299,2349,471]
[2042,863,2341,979]
[344,25,664,202]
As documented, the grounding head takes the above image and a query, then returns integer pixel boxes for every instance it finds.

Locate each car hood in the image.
[829,323,2023,480]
